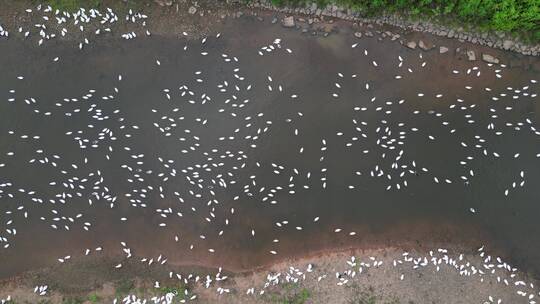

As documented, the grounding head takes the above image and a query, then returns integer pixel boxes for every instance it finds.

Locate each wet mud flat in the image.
[0,5,539,297]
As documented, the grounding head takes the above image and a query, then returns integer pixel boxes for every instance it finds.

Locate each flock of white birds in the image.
[1,3,540,304]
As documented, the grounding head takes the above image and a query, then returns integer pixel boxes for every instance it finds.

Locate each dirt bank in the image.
[1,246,537,303]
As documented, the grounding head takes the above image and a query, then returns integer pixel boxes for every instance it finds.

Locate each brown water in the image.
[0,17,539,279]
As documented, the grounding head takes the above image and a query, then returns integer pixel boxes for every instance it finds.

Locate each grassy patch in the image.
[114,278,135,297]
[87,293,100,303]
[158,283,188,298]
[285,288,311,304]
[61,297,84,304]
[269,283,311,304]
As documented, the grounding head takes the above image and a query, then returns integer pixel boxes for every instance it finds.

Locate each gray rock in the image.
[482,53,499,64]
[439,46,449,54]
[354,32,362,38]
[503,39,514,50]
[282,16,295,28]
[406,41,417,49]
[418,40,434,51]
[188,6,197,14]
[271,17,278,24]
[466,50,476,61]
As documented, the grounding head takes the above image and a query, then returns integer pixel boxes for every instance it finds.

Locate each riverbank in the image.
[247,0,540,56]
[1,0,539,75]
[1,245,537,303]
[0,0,539,57]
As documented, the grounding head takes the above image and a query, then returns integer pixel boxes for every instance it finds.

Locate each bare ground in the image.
[1,246,538,303]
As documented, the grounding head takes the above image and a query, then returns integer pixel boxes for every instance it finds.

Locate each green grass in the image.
[258,0,540,43]
[61,297,84,304]
[158,284,187,297]
[286,288,311,304]
[270,284,311,304]
[34,0,539,42]
[87,293,100,303]
[114,278,135,297]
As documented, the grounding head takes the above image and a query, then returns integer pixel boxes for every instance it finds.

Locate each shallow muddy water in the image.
[0,17,539,279]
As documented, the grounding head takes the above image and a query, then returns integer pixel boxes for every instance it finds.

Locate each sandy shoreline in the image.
[0,219,512,302]
[1,244,538,303]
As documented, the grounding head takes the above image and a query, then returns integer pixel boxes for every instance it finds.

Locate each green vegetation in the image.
[286,288,311,304]
[258,0,540,43]
[268,283,311,304]
[33,0,540,43]
[114,278,135,297]
[273,288,310,304]
[61,297,84,304]
[87,293,101,303]
[158,284,187,297]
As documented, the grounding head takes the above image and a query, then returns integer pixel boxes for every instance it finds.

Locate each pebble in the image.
[482,53,500,64]
[466,50,476,61]
[406,41,417,49]
[282,16,295,28]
